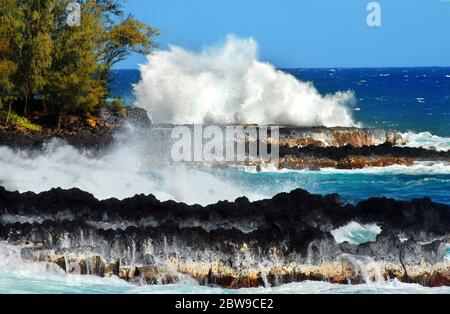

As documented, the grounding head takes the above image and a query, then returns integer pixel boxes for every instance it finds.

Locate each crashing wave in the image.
[331,222,382,245]
[399,132,450,152]
[134,35,356,127]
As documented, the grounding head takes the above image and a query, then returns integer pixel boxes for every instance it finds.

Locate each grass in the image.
[0,110,42,132]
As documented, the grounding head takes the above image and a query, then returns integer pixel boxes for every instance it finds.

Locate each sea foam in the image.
[134,35,356,127]
[0,140,266,206]
[331,222,382,245]
[399,132,450,152]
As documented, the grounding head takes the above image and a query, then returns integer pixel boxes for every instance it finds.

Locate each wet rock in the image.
[0,186,449,288]
[357,231,402,263]
[104,260,121,277]
[277,127,400,148]
[54,256,68,272]
[278,142,450,170]
[125,107,152,128]
[80,256,106,276]
[134,266,159,284]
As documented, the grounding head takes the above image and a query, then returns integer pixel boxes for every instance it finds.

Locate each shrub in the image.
[0,110,42,131]
[104,97,127,117]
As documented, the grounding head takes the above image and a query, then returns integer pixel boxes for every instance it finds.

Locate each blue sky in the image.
[117,0,450,69]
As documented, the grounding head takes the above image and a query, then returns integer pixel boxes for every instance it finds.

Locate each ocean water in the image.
[289,67,450,137]
[111,67,450,136]
[1,66,449,294]
[2,271,450,295]
[1,144,449,206]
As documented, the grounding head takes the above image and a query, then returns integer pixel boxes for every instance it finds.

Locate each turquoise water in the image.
[1,166,449,294]
[209,166,450,205]
[1,165,449,294]
[1,269,449,295]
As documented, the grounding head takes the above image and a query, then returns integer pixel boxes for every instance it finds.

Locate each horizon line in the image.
[112,65,450,71]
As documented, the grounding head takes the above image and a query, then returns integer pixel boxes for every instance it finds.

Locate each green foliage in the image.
[104,97,127,117]
[102,17,159,67]
[0,0,24,107]
[109,97,126,111]
[0,110,41,132]
[44,0,107,117]
[0,0,159,128]
[17,0,54,115]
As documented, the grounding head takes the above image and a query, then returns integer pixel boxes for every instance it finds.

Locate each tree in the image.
[95,1,159,86]
[16,0,54,116]
[102,16,159,68]
[0,0,24,123]
[47,1,159,125]
[44,0,106,128]
[0,0,159,128]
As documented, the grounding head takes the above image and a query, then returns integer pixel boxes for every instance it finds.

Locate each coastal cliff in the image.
[1,187,448,288]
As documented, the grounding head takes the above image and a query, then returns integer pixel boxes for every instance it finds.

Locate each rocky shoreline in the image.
[276,143,450,170]
[276,126,402,148]
[1,109,448,170]
[1,187,448,288]
[1,109,449,288]
[0,106,152,151]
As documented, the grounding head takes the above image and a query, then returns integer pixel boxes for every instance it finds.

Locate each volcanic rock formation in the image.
[0,187,448,288]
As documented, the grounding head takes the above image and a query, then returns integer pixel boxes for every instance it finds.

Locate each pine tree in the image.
[46,0,158,127]
[1,0,159,128]
[16,0,53,116]
[95,0,159,90]
[0,0,24,123]
[44,0,106,128]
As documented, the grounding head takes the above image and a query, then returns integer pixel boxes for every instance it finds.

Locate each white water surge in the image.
[331,222,382,245]
[0,140,265,206]
[399,132,450,152]
[1,139,450,207]
[248,161,450,175]
[134,35,356,127]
